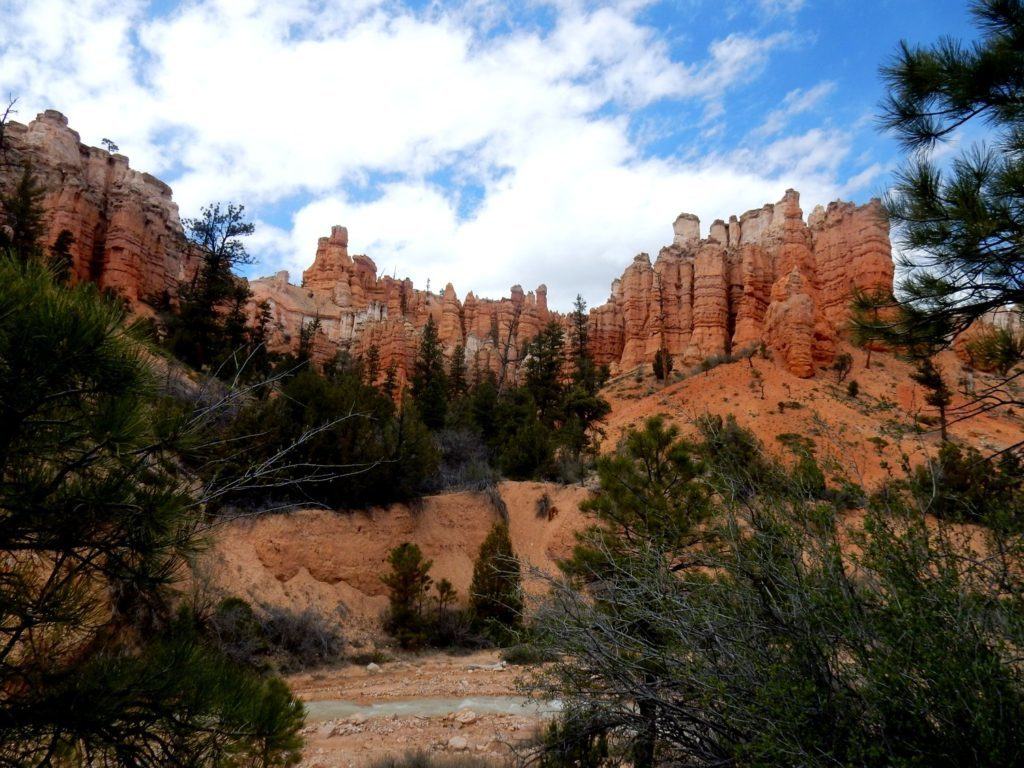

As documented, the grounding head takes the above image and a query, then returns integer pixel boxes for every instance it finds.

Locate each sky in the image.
[0,0,978,309]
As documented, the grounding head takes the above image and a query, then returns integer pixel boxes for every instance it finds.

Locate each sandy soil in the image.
[293,651,541,768]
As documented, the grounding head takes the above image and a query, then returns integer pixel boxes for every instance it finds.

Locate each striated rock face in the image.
[588,190,893,377]
[0,111,197,306]
[5,113,894,381]
[251,226,552,388]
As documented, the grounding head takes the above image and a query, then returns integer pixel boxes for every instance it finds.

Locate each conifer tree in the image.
[171,202,255,372]
[412,315,448,429]
[449,343,467,398]
[0,255,303,766]
[0,163,45,258]
[382,543,434,649]
[469,522,523,641]
[855,0,1024,447]
[524,320,566,426]
[911,357,953,442]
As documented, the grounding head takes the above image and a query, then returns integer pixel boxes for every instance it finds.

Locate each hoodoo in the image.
[1,111,894,380]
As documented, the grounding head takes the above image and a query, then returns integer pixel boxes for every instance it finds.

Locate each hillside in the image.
[200,342,1024,645]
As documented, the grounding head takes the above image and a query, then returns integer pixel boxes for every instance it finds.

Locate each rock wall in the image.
[587,190,894,377]
[0,111,196,306]
[251,225,552,388]
[4,113,894,381]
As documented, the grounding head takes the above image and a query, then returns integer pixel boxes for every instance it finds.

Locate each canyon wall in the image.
[253,190,893,381]
[586,190,894,377]
[0,110,196,306]
[1,112,894,381]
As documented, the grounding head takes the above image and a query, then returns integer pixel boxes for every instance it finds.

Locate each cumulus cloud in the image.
[0,0,859,308]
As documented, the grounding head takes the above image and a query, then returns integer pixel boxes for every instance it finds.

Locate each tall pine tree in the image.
[412,315,448,429]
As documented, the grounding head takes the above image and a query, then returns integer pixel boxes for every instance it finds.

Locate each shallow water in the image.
[305,695,561,722]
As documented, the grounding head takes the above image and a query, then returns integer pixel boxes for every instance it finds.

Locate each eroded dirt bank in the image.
[198,482,591,644]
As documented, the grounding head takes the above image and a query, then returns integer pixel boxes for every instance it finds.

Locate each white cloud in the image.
[1,0,859,309]
[754,80,836,137]
[757,0,805,16]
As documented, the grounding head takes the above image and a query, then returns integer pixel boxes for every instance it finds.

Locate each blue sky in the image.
[0,0,978,309]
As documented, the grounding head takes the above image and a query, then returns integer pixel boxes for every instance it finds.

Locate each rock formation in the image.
[586,190,894,377]
[2,112,895,381]
[0,111,196,306]
[250,226,552,388]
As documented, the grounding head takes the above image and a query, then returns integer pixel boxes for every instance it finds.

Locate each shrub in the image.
[908,442,1023,526]
[536,492,553,519]
[501,642,559,666]
[847,379,860,398]
[531,428,1024,767]
[424,428,496,492]
[369,751,500,768]
[832,352,853,382]
[261,606,344,672]
[208,598,343,672]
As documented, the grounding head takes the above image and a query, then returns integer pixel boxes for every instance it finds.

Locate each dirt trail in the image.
[293,651,545,768]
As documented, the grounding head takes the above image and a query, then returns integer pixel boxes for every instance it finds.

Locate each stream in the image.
[304,695,562,722]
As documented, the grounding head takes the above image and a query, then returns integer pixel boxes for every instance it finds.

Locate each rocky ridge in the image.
[1,111,894,379]
[0,110,196,306]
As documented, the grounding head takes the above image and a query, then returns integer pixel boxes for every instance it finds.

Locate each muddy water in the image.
[305,695,561,722]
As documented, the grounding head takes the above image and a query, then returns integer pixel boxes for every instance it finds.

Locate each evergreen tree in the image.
[449,343,468,398]
[855,1,1024,445]
[910,356,953,442]
[0,163,45,258]
[652,349,673,381]
[469,522,523,641]
[382,543,434,649]
[563,416,710,580]
[524,320,566,426]
[171,202,255,372]
[569,294,589,366]
[363,343,381,386]
[49,228,75,283]
[0,255,303,766]
[412,315,448,429]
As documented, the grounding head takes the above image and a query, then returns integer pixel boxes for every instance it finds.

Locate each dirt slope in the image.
[199,482,591,644]
[602,344,1023,487]
[200,345,1023,642]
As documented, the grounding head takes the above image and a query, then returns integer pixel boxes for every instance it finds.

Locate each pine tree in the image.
[564,416,710,579]
[382,543,434,649]
[0,255,303,766]
[0,163,45,258]
[911,357,953,442]
[855,0,1024,446]
[469,522,523,641]
[171,203,255,372]
[449,343,467,398]
[569,294,589,366]
[524,320,565,426]
[411,316,448,429]
[653,349,673,381]
[363,343,381,386]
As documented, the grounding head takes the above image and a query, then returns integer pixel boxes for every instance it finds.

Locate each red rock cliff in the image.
[4,113,894,381]
[0,111,197,306]
[586,190,893,377]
